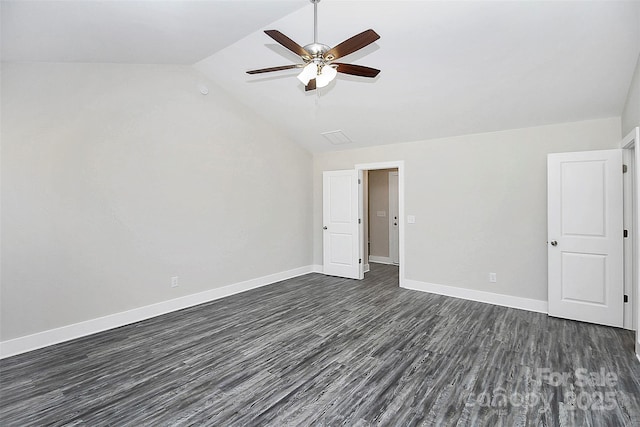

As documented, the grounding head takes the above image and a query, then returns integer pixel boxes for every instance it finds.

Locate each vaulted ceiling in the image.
[3,0,639,153]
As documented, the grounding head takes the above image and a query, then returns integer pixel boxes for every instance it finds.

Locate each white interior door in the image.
[548,149,624,328]
[388,171,399,264]
[323,170,362,279]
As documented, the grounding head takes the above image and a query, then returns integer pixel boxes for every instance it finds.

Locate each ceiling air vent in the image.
[321,130,352,145]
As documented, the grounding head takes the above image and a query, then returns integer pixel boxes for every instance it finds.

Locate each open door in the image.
[322,170,363,279]
[547,149,624,328]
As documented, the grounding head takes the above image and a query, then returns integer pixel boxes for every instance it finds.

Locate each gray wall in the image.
[314,118,621,302]
[2,57,634,343]
[1,62,313,341]
[622,53,640,136]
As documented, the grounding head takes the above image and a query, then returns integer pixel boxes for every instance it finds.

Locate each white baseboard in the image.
[369,256,394,265]
[0,265,315,359]
[637,353,640,363]
[402,279,548,314]
[364,264,370,273]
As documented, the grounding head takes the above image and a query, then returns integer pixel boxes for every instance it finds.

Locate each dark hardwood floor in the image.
[1,264,639,426]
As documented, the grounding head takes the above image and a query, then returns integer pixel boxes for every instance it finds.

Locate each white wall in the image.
[1,62,313,341]
[314,118,621,302]
[622,54,640,136]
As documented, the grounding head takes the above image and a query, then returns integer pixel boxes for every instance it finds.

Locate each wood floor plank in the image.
[1,264,639,426]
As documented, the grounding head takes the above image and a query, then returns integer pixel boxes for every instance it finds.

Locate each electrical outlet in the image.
[171,276,179,288]
[489,273,497,283]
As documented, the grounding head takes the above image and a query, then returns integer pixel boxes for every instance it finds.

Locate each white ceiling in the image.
[0,1,306,64]
[3,1,640,153]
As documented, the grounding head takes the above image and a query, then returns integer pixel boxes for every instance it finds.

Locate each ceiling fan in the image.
[246,0,380,91]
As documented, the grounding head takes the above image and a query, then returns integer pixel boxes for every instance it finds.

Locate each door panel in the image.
[329,234,353,264]
[323,170,361,279]
[561,161,606,236]
[548,149,623,328]
[561,252,606,304]
[329,175,352,222]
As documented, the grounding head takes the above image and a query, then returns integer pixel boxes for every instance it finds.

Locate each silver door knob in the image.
[323,226,328,230]
[550,240,558,246]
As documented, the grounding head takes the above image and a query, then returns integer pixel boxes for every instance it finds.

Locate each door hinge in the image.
[358,178,361,184]
[624,295,628,303]
[624,229,628,238]
[623,164,628,173]
[358,218,361,224]
[359,258,362,264]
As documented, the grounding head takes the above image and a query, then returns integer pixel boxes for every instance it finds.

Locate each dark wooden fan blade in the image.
[246,64,302,75]
[334,63,380,78]
[305,79,317,91]
[264,30,311,59]
[324,29,380,61]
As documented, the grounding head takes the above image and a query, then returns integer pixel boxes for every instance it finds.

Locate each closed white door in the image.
[548,149,624,328]
[389,171,399,264]
[323,170,362,279]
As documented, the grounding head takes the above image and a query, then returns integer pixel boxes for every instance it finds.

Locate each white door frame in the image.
[356,161,405,286]
[621,127,640,360]
[623,144,635,330]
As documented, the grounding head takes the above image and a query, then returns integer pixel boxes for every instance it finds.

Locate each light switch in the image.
[407,215,416,224]
[377,211,386,217]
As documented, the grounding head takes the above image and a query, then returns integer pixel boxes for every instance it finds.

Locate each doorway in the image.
[545,128,638,356]
[356,161,405,286]
[366,168,399,266]
[621,127,640,360]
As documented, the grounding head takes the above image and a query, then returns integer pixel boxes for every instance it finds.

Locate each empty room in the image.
[2,0,640,425]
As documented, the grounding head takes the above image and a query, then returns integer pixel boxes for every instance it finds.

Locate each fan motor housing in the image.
[302,43,331,61]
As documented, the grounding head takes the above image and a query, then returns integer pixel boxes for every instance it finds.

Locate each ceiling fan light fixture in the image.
[316,65,337,88]
[297,63,317,85]
[246,0,380,91]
